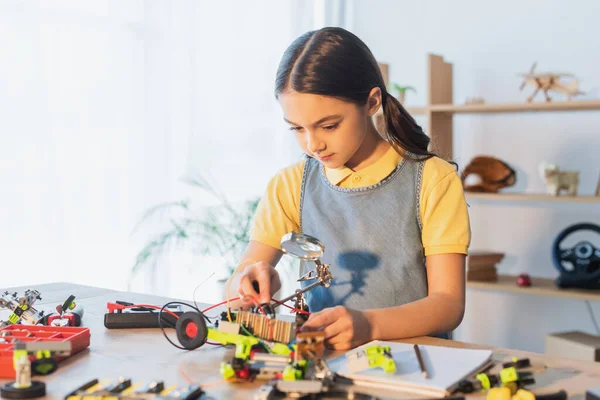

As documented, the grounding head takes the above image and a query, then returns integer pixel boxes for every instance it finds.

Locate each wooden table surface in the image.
[1,282,599,400]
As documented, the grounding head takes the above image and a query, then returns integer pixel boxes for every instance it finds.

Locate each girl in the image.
[226,27,470,350]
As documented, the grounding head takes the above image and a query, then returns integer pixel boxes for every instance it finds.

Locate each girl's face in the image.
[279,89,382,169]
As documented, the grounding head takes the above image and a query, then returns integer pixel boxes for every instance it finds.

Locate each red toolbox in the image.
[0,325,90,378]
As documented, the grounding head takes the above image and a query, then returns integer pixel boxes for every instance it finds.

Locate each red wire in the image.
[193,295,312,343]
[124,304,221,346]
[271,298,310,315]
[202,297,239,314]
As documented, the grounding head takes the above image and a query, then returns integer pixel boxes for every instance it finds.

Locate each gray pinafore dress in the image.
[299,155,428,312]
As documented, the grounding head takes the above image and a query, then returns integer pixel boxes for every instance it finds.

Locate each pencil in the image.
[414,344,429,379]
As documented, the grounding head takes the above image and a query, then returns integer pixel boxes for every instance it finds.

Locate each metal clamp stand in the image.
[270,232,333,313]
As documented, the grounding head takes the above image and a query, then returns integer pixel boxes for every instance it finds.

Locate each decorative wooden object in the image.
[465,97,485,105]
[538,162,580,196]
[461,156,516,193]
[519,62,585,102]
[408,53,600,203]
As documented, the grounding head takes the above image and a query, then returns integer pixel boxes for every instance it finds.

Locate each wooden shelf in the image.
[406,100,600,116]
[406,106,427,115]
[466,192,600,204]
[467,274,600,302]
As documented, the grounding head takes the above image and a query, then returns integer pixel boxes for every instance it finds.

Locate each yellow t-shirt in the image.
[250,146,471,256]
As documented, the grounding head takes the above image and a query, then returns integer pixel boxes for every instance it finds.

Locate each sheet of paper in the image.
[326,340,493,397]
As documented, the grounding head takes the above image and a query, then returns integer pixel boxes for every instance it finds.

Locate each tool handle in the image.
[536,391,567,400]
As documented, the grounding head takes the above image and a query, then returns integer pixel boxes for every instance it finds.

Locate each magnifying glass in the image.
[280,232,325,261]
[272,232,332,310]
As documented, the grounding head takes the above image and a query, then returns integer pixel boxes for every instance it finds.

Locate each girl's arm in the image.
[223,240,283,308]
[366,253,466,340]
[301,253,465,349]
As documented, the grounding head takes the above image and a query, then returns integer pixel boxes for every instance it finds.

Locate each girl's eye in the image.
[289,126,302,132]
[322,123,339,131]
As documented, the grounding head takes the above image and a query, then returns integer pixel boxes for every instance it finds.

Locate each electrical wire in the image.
[271,298,311,315]
[158,274,312,352]
[158,301,202,351]
[585,300,600,335]
[179,363,195,384]
[226,258,258,322]
[157,301,220,350]
[239,323,272,354]
[202,298,239,314]
[193,272,215,312]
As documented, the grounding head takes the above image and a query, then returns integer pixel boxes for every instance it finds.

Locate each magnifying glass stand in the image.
[271,233,333,312]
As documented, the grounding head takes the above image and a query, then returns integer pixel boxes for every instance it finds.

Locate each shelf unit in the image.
[467,274,600,302]
[408,53,600,160]
[407,99,600,115]
[466,193,600,204]
[406,53,600,299]
[403,53,600,203]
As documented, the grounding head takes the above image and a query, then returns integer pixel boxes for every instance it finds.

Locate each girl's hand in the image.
[236,261,281,307]
[300,306,374,350]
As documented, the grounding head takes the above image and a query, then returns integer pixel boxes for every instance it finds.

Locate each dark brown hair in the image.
[274,27,436,162]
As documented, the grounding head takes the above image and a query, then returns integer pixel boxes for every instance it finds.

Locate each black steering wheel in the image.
[552,223,600,289]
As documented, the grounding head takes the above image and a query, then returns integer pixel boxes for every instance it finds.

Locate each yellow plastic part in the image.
[282,366,302,381]
[35,350,51,359]
[364,345,396,373]
[500,367,518,383]
[208,328,259,360]
[512,389,536,400]
[270,343,292,356]
[487,387,512,400]
[12,349,28,369]
[477,373,492,390]
[220,362,236,380]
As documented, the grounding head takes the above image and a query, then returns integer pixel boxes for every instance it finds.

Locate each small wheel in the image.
[1,381,46,399]
[31,357,58,376]
[175,312,207,350]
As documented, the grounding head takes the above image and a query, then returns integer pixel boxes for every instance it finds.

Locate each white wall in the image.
[0,1,301,300]
[0,1,173,291]
[352,0,600,353]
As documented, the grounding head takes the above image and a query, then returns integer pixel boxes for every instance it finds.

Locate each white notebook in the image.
[326,340,494,398]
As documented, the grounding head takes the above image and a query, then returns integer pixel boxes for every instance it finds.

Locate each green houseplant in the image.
[130,175,260,284]
[392,84,416,104]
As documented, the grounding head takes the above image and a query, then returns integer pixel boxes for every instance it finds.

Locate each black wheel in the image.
[1,381,46,399]
[72,312,82,327]
[175,312,207,350]
[552,223,600,289]
[31,357,58,376]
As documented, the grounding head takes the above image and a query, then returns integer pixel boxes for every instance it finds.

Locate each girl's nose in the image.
[306,132,325,154]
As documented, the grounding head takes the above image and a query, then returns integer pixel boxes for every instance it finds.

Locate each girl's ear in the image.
[365,87,383,117]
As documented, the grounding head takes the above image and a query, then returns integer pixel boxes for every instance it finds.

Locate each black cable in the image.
[585,300,600,335]
[158,301,205,351]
